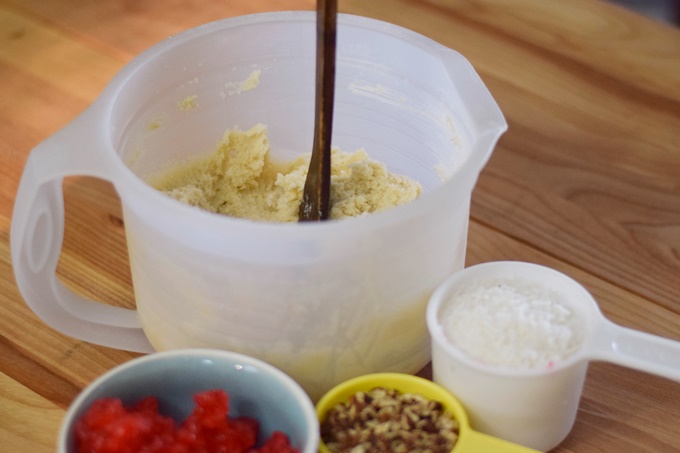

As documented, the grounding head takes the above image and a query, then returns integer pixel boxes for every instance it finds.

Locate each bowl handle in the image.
[10,104,154,353]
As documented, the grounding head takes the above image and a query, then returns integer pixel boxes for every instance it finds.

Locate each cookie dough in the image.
[149,124,421,222]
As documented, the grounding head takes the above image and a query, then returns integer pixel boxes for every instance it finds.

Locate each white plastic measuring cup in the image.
[427,261,680,451]
[10,12,507,400]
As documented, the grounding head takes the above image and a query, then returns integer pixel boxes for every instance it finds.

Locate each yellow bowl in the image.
[316,373,540,453]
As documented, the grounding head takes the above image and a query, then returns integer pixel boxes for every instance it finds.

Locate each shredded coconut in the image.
[440,279,584,368]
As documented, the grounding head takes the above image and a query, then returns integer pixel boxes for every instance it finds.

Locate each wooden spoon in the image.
[299,0,337,221]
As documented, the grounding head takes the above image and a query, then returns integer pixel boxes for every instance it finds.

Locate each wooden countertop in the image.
[1,0,679,451]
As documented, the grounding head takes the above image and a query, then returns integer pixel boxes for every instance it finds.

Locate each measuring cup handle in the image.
[10,104,154,353]
[592,319,680,382]
[457,430,541,453]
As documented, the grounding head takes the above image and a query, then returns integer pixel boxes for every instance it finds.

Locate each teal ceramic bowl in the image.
[58,349,319,453]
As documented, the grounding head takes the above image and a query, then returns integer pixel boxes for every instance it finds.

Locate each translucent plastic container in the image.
[11,12,507,400]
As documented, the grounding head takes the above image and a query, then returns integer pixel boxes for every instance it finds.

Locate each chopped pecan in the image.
[321,387,459,452]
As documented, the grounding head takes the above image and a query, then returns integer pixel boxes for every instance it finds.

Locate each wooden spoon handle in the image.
[299,0,337,221]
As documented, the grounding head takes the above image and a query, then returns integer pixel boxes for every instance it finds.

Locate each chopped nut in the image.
[321,387,460,453]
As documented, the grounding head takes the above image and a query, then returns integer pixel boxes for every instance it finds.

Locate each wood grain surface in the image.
[1,1,679,452]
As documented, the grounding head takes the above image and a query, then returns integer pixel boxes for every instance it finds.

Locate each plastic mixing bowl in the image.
[11,12,507,400]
